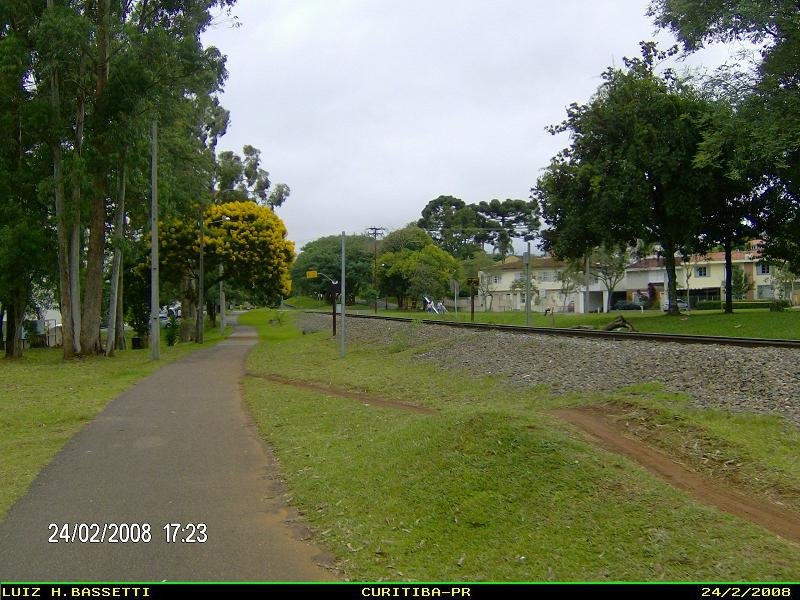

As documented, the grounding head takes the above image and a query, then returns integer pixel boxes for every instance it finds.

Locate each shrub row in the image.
[694,300,788,310]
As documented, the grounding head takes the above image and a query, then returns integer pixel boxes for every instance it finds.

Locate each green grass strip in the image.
[240,310,800,581]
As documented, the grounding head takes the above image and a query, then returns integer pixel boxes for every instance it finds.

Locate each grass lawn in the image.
[239,309,800,581]
[339,306,800,340]
[0,322,230,519]
[283,296,330,310]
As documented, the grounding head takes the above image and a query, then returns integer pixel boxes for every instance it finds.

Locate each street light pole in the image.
[309,271,338,336]
[525,241,531,326]
[340,231,346,358]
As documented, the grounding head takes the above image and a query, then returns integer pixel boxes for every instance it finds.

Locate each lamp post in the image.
[524,241,531,326]
[306,271,338,336]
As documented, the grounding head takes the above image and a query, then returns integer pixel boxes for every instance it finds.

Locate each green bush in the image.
[695,300,721,310]
[770,299,792,312]
[165,315,179,346]
[695,300,773,310]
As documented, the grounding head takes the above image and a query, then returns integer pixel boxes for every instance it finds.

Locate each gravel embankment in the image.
[296,313,800,427]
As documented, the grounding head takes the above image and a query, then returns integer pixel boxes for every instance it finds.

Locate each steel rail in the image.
[311,311,800,349]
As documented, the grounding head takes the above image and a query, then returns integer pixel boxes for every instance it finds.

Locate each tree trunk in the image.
[106,153,126,356]
[0,303,4,345]
[180,290,195,343]
[69,221,82,353]
[4,290,25,359]
[69,63,86,355]
[115,269,126,350]
[46,0,75,359]
[81,0,111,356]
[81,186,107,355]
[724,239,733,313]
[207,298,216,328]
[663,243,680,315]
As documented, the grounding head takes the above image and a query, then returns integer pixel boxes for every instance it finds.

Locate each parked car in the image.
[661,298,689,311]
[158,304,182,324]
[613,300,646,311]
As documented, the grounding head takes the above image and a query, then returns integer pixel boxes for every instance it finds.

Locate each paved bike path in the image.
[0,322,333,581]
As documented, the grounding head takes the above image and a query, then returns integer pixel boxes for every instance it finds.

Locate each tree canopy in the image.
[378,235,460,308]
[291,234,374,301]
[417,196,539,260]
[380,225,434,254]
[0,0,242,357]
[417,196,486,259]
[649,0,800,272]
[0,1,301,357]
[159,201,295,314]
[534,43,715,314]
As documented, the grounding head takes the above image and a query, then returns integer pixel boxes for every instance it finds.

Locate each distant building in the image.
[477,241,800,313]
[477,255,607,314]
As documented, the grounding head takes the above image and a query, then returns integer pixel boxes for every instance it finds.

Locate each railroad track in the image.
[314,311,800,349]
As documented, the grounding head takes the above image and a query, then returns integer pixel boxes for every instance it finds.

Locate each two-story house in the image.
[477,241,799,313]
[477,256,609,313]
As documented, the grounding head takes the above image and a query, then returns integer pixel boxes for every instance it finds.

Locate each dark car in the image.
[613,300,646,310]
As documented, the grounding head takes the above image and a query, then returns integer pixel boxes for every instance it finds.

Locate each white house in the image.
[477,256,609,313]
[478,242,800,313]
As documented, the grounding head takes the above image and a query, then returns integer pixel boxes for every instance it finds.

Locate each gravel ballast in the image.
[296,313,800,428]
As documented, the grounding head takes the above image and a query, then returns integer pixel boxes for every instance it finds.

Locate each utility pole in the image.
[467,277,478,323]
[340,232,346,358]
[525,241,531,326]
[584,255,590,314]
[149,120,160,360]
[366,226,385,313]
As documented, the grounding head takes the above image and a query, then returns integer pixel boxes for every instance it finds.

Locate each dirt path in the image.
[555,407,800,546]
[247,373,437,415]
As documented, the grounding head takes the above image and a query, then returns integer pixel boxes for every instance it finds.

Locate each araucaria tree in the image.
[535,43,712,314]
[417,196,539,260]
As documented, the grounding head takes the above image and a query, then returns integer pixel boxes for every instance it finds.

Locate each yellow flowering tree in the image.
[159,201,294,338]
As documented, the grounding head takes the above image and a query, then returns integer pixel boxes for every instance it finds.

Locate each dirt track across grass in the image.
[247,373,437,414]
[555,406,800,546]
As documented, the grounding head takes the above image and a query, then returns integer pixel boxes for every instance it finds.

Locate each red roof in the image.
[489,256,568,270]
[627,249,763,270]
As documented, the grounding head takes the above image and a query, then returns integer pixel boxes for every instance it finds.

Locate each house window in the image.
[758,263,770,275]
[695,266,708,278]
[492,275,501,285]
[539,271,553,282]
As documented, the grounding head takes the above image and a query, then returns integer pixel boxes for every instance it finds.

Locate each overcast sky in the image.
[201,0,736,252]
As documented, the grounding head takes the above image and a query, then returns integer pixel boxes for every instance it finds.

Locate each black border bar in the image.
[1,583,798,600]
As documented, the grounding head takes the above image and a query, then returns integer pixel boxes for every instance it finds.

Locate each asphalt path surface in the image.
[0,318,333,581]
